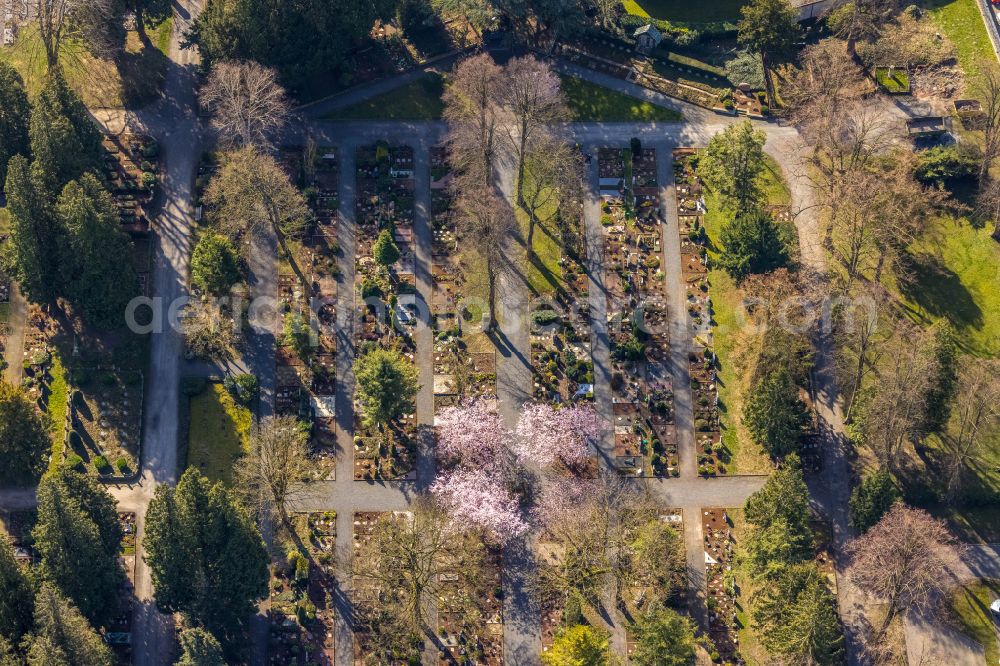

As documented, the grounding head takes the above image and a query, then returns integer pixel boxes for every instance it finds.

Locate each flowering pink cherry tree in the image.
[435,399,512,468]
[515,403,603,468]
[431,468,528,545]
[532,475,601,530]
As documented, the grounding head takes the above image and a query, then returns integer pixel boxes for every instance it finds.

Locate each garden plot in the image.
[269,512,337,665]
[107,512,136,660]
[674,150,723,475]
[306,146,340,234]
[530,296,594,404]
[433,339,497,411]
[67,368,144,478]
[101,134,159,234]
[353,413,418,481]
[599,146,676,477]
[702,508,740,663]
[436,539,504,665]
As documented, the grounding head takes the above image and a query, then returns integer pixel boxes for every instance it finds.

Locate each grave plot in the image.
[67,368,144,478]
[0,510,36,566]
[674,150,723,476]
[353,412,417,481]
[351,511,422,666]
[624,509,686,660]
[537,538,569,653]
[101,134,159,235]
[306,146,340,235]
[436,538,504,665]
[107,512,137,661]
[530,297,594,404]
[269,512,337,665]
[702,508,740,664]
[433,341,497,411]
[600,146,676,477]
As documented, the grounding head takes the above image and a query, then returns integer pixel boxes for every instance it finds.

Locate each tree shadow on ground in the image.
[898,250,982,333]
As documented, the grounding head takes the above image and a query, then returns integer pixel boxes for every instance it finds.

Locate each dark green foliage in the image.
[27,583,114,666]
[189,0,384,93]
[176,627,226,666]
[0,380,51,485]
[742,458,814,578]
[225,373,259,406]
[630,137,642,156]
[4,155,64,301]
[737,0,801,74]
[33,469,123,627]
[743,366,809,459]
[0,534,33,640]
[921,324,958,435]
[396,0,448,56]
[849,469,899,533]
[629,604,697,666]
[750,563,844,665]
[914,144,980,186]
[718,208,790,281]
[57,174,138,329]
[191,233,241,295]
[700,121,767,213]
[0,62,30,191]
[353,347,420,427]
[373,227,401,267]
[144,468,268,652]
[283,311,313,361]
[28,72,103,194]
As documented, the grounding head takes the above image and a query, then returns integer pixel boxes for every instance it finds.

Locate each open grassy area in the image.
[703,157,792,474]
[874,67,911,93]
[950,578,1000,664]
[325,72,445,120]
[517,158,567,297]
[46,354,69,472]
[187,382,252,484]
[0,23,171,108]
[560,75,683,122]
[897,217,1000,358]
[922,0,999,85]
[622,0,746,22]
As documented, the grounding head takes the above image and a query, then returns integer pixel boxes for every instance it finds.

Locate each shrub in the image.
[115,457,129,474]
[64,454,84,471]
[72,368,91,385]
[532,310,559,327]
[191,233,241,295]
[94,455,112,474]
[141,171,157,189]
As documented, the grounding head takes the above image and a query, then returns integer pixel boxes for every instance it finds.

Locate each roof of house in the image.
[634,24,662,41]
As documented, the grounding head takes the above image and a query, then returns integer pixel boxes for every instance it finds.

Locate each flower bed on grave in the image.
[530,297,594,404]
[600,146,677,477]
[102,134,159,235]
[436,538,504,665]
[66,368,143,478]
[703,508,741,664]
[269,512,337,665]
[674,150,725,476]
[306,146,340,232]
[353,415,418,481]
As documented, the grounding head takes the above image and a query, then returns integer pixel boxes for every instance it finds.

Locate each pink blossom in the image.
[431,468,528,545]
[434,399,512,468]
[515,403,603,468]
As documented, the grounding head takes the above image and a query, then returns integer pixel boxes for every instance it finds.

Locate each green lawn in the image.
[46,354,69,472]
[898,217,1000,358]
[561,75,683,122]
[518,161,564,297]
[325,72,445,120]
[922,0,1000,84]
[623,0,747,21]
[0,24,171,107]
[703,156,792,474]
[951,579,1000,665]
[187,383,252,484]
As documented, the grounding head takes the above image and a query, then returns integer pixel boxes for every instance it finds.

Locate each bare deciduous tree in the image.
[974,69,1000,189]
[521,136,582,261]
[203,146,312,273]
[975,176,1000,242]
[35,0,77,66]
[848,503,958,641]
[234,415,310,522]
[352,498,487,633]
[500,56,570,209]
[834,282,890,423]
[942,360,1000,504]
[181,298,239,361]
[850,321,938,471]
[456,187,516,331]
[785,39,868,131]
[201,61,290,149]
[443,53,505,190]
